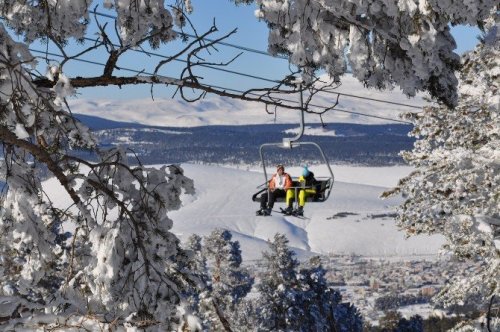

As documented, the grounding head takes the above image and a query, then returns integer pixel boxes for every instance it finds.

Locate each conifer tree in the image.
[299,256,363,332]
[232,0,497,107]
[204,229,253,310]
[299,256,340,330]
[230,298,260,331]
[380,311,404,331]
[182,234,211,330]
[257,233,304,331]
[202,229,253,330]
[395,314,424,332]
[385,15,499,310]
[257,236,364,331]
[333,302,364,332]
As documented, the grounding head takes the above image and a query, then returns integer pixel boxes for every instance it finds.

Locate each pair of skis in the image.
[255,208,306,219]
[280,207,304,217]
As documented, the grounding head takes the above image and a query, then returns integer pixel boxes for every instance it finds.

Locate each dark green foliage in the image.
[395,315,423,332]
[422,314,480,332]
[375,293,431,311]
[72,117,415,167]
[334,303,364,332]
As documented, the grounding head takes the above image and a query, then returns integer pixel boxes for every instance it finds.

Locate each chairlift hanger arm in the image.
[283,88,305,148]
[256,79,335,204]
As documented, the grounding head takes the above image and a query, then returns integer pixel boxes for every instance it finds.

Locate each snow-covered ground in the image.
[169,163,444,261]
[43,163,444,262]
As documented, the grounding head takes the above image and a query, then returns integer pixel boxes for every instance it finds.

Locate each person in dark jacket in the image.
[284,166,317,216]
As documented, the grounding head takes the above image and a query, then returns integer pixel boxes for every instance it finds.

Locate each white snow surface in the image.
[43,163,445,262]
[69,74,428,127]
[170,164,444,261]
[284,125,339,136]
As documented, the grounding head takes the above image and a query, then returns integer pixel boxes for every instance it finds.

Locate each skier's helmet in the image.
[302,166,310,177]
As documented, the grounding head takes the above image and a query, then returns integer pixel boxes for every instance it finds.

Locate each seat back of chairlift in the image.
[252,140,334,204]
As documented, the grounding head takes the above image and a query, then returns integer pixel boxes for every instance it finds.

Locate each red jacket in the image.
[269,172,292,190]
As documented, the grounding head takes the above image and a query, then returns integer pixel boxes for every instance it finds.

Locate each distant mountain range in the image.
[75,114,414,166]
[68,74,427,128]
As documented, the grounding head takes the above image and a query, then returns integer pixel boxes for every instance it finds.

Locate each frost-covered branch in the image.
[0,124,83,211]
[385,17,499,313]
[0,3,200,327]
[31,73,341,114]
[236,0,498,107]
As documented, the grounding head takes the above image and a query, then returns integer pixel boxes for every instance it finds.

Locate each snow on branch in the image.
[385,17,499,310]
[235,0,498,107]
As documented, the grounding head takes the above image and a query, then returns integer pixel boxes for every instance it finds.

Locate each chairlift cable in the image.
[86,10,423,110]
[29,48,412,124]
[1,13,423,110]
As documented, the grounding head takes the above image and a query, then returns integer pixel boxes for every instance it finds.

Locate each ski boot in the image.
[283,206,293,215]
[257,208,272,216]
[294,206,304,216]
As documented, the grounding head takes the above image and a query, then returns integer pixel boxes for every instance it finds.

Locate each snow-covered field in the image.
[169,163,445,261]
[44,163,444,262]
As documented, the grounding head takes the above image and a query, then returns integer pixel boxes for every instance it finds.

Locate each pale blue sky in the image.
[26,1,482,100]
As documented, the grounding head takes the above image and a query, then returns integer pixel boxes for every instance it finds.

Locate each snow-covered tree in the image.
[0,1,203,328]
[333,302,364,332]
[234,0,497,107]
[186,234,210,292]
[230,298,261,331]
[257,236,363,331]
[179,231,254,331]
[202,229,253,330]
[299,256,363,332]
[384,13,499,317]
[180,234,211,330]
[299,256,338,330]
[257,233,303,331]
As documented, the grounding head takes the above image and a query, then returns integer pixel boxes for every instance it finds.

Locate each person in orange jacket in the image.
[257,164,292,216]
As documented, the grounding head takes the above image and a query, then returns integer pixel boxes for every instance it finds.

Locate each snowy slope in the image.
[42,163,444,262]
[170,164,444,261]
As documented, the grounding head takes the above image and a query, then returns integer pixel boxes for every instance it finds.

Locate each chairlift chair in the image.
[252,91,335,206]
[251,141,335,204]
